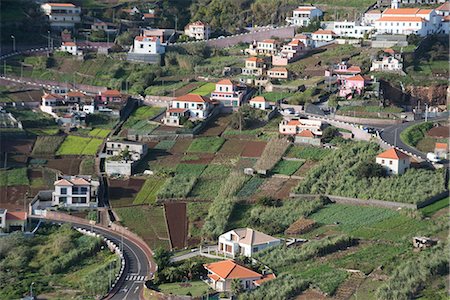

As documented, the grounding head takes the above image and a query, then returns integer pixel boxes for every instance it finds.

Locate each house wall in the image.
[295,136,321,146]
[105,160,133,176]
[375,157,410,175]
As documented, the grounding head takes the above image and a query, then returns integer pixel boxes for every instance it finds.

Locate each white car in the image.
[427,152,441,163]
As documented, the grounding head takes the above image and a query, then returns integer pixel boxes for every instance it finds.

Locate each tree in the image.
[321,126,339,143]
[353,161,386,178]
[231,278,243,295]
[153,247,172,271]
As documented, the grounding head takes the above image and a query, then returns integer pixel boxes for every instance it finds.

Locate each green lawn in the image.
[190,82,216,96]
[420,197,449,217]
[187,137,225,153]
[285,145,332,161]
[115,206,170,249]
[133,177,167,205]
[88,128,110,138]
[56,136,103,155]
[156,280,209,297]
[0,168,29,186]
[154,140,176,150]
[189,164,231,199]
[271,159,304,176]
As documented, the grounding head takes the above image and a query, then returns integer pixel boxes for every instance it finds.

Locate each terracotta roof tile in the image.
[101,89,121,97]
[377,148,409,160]
[250,96,266,103]
[435,143,448,150]
[437,2,450,12]
[176,94,211,103]
[297,129,315,137]
[313,29,336,35]
[217,79,234,85]
[6,211,27,221]
[254,273,276,286]
[376,16,426,22]
[204,260,262,280]
[346,74,365,81]
[46,3,76,7]
[383,8,420,15]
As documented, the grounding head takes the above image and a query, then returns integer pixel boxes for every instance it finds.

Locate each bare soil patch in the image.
[45,157,82,175]
[174,82,201,97]
[108,178,145,207]
[275,179,300,199]
[199,114,231,137]
[251,177,288,201]
[294,160,318,176]
[218,139,246,156]
[164,202,187,249]
[295,289,329,300]
[241,141,267,158]
[169,138,192,154]
[427,126,449,138]
[0,185,30,210]
[0,137,35,155]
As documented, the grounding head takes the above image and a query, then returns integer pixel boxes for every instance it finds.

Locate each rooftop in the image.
[230,228,280,246]
[204,260,262,280]
[377,148,409,160]
[176,94,211,103]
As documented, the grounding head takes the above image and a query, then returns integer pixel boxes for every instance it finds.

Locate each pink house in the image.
[325,62,361,80]
[98,89,123,103]
[339,74,366,98]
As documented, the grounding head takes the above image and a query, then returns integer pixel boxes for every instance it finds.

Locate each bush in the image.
[400,122,433,147]
[239,274,309,300]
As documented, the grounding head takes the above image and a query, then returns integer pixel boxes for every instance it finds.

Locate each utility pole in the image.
[394,128,398,147]
[47,31,51,56]
[174,15,178,32]
[3,60,6,76]
[20,63,23,80]
[425,103,428,122]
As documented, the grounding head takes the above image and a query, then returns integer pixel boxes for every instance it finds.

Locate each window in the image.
[389,160,393,165]
[381,159,385,164]
[72,197,87,204]
[80,187,88,194]
[253,247,259,253]
[59,197,67,203]
[60,188,67,195]
[140,44,144,48]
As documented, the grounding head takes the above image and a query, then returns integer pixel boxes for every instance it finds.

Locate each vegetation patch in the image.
[285,145,332,161]
[190,82,216,96]
[253,138,290,172]
[88,128,110,138]
[271,159,304,176]
[115,206,170,249]
[154,140,176,150]
[134,177,167,205]
[400,122,433,147]
[157,164,207,199]
[56,136,103,156]
[32,135,65,156]
[295,141,446,204]
[189,164,231,199]
[0,168,29,186]
[187,137,225,153]
[236,176,265,198]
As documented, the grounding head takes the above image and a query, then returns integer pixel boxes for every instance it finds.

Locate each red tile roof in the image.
[167,108,188,113]
[67,91,85,97]
[377,148,409,160]
[250,96,266,103]
[216,79,234,85]
[101,89,121,97]
[269,67,288,73]
[42,93,62,100]
[417,9,433,15]
[376,16,426,22]
[246,57,264,63]
[62,42,76,46]
[313,29,336,35]
[204,260,262,280]
[437,2,450,12]
[262,39,276,43]
[294,6,317,12]
[135,36,158,42]
[6,211,27,221]
[297,129,315,137]
[383,8,420,15]
[46,3,76,7]
[435,143,448,150]
[287,120,301,126]
[346,74,365,82]
[254,273,276,286]
[176,94,211,103]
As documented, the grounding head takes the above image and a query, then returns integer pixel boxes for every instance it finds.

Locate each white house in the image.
[0,209,27,232]
[279,118,324,136]
[256,39,279,55]
[242,57,267,76]
[106,141,148,161]
[370,55,403,72]
[376,148,410,175]
[374,8,441,36]
[323,21,374,38]
[210,79,247,109]
[218,228,281,258]
[249,96,269,110]
[363,9,383,25]
[204,260,275,292]
[294,33,314,48]
[132,36,165,54]
[60,41,82,56]
[52,175,100,208]
[272,39,306,66]
[41,3,81,29]
[286,6,323,26]
[184,21,210,40]
[312,29,337,44]
[267,67,289,79]
[436,2,450,17]
[163,94,213,127]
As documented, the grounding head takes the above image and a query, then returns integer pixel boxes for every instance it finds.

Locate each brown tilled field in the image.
[181,153,215,165]
[0,185,30,210]
[164,202,187,249]
[294,160,318,177]
[169,138,192,154]
[108,178,145,207]
[275,179,300,199]
[174,82,201,97]
[45,157,82,175]
[251,177,289,201]
[1,137,35,155]
[199,115,231,137]
[241,141,267,158]
[427,126,449,138]
[218,139,246,156]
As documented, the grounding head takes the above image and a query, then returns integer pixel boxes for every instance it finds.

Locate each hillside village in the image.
[0,0,449,299]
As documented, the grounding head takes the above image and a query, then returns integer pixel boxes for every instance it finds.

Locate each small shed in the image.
[412,236,438,250]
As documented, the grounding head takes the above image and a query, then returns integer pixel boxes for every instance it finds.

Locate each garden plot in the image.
[108,178,145,207]
[189,164,231,199]
[181,153,215,164]
[169,138,192,154]
[218,139,246,156]
[274,179,300,199]
[31,136,65,156]
[115,206,170,250]
[0,137,35,155]
[240,141,267,158]
[164,202,188,249]
[29,168,57,195]
[154,140,176,151]
[271,159,304,176]
[56,136,103,156]
[157,164,206,200]
[190,82,216,96]
[187,137,225,153]
[187,202,211,245]
[133,177,167,205]
[45,158,82,175]
[88,128,110,138]
[293,160,319,177]
[236,176,265,199]
[198,114,231,137]
[0,168,29,187]
[253,138,290,172]
[251,177,289,201]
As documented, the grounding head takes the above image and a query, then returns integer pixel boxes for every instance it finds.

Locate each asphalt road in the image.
[39,219,153,300]
[380,116,448,160]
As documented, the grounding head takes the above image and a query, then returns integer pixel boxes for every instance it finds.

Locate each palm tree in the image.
[231,278,243,296]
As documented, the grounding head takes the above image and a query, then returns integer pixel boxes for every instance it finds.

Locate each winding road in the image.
[35,218,154,300]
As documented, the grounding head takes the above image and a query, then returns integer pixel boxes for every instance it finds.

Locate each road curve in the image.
[36,218,154,300]
[380,116,448,160]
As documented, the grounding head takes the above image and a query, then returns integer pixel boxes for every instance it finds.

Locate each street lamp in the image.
[47,31,51,56]
[11,35,15,53]
[30,282,35,298]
